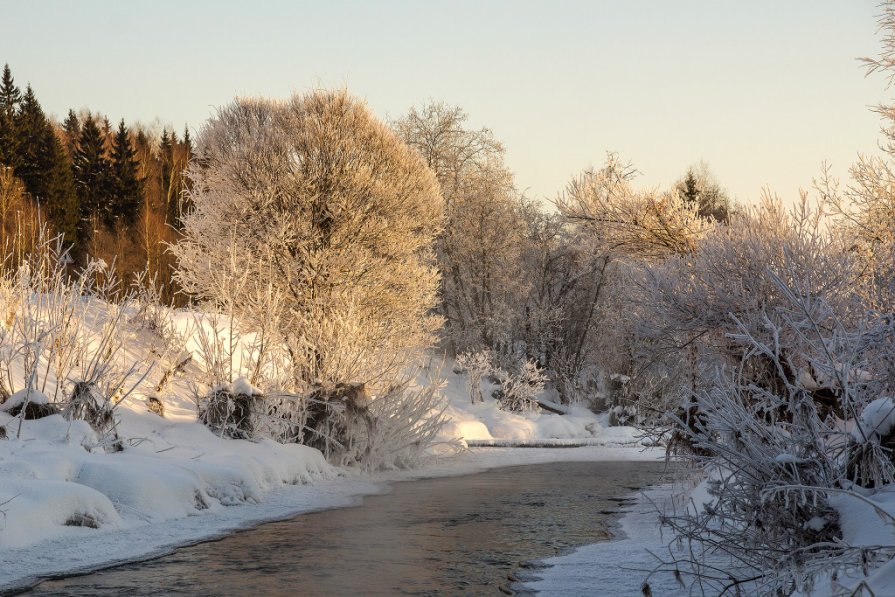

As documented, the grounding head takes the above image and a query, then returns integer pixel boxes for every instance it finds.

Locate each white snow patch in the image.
[0,388,50,412]
[853,397,895,442]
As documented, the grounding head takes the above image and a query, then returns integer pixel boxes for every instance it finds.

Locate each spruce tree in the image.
[159,128,174,221]
[62,109,80,156]
[109,119,142,226]
[15,86,44,187]
[0,65,20,120]
[73,115,112,230]
[0,64,22,169]
[14,86,79,244]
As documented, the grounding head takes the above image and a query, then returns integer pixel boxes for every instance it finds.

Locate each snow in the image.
[0,388,49,412]
[853,397,895,442]
[775,453,805,464]
[433,357,643,448]
[230,376,262,397]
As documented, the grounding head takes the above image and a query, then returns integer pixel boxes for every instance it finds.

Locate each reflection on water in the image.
[26,460,667,596]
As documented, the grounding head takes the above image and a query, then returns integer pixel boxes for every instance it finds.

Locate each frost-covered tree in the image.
[543,155,709,405]
[557,153,709,261]
[394,102,527,353]
[633,196,858,413]
[172,90,444,393]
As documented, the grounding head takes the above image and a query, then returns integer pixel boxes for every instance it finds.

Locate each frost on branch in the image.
[492,360,547,413]
[455,350,493,404]
[172,89,443,395]
[172,90,448,466]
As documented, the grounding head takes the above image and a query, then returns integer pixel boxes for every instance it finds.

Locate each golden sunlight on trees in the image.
[173,90,444,393]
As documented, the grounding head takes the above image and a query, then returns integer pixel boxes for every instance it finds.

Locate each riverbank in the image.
[518,482,686,596]
[0,445,664,594]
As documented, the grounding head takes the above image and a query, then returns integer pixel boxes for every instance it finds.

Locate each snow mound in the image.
[433,358,643,448]
[0,388,50,412]
[853,397,895,442]
[0,412,335,552]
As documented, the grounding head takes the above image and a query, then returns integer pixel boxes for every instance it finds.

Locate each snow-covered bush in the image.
[455,350,493,404]
[361,378,448,470]
[650,271,895,594]
[492,360,547,413]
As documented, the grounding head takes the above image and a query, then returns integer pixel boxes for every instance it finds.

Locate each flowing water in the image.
[22,460,668,596]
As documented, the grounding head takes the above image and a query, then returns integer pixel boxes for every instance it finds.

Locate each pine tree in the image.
[73,115,112,230]
[0,64,22,169]
[109,119,142,226]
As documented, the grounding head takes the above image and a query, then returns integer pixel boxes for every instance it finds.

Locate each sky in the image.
[1,0,889,204]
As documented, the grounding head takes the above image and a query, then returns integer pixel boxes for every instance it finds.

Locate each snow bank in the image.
[0,388,50,412]
[434,358,643,448]
[0,411,334,553]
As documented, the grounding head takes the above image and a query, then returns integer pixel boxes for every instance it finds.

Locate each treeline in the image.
[393,103,732,406]
[0,64,190,301]
[0,62,736,404]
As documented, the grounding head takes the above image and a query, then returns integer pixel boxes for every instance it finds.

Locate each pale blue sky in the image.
[1,0,888,203]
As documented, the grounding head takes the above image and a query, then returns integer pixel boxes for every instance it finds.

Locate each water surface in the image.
[25,460,667,596]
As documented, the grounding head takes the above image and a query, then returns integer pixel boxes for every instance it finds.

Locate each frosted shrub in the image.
[171,90,448,466]
[493,360,546,412]
[197,379,265,440]
[0,230,152,449]
[361,379,448,470]
[455,350,493,404]
[846,397,895,488]
[172,90,443,395]
[649,274,895,594]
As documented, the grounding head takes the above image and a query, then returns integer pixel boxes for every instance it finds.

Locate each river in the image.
[21,460,668,596]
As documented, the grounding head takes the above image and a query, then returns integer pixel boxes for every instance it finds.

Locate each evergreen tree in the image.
[680,170,699,207]
[0,64,22,169]
[101,116,112,142]
[109,119,142,226]
[15,86,44,186]
[159,127,172,191]
[73,115,112,230]
[62,109,80,156]
[13,86,79,244]
[158,128,175,223]
[179,125,193,219]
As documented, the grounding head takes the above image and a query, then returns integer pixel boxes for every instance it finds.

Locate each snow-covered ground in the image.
[8,297,895,596]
